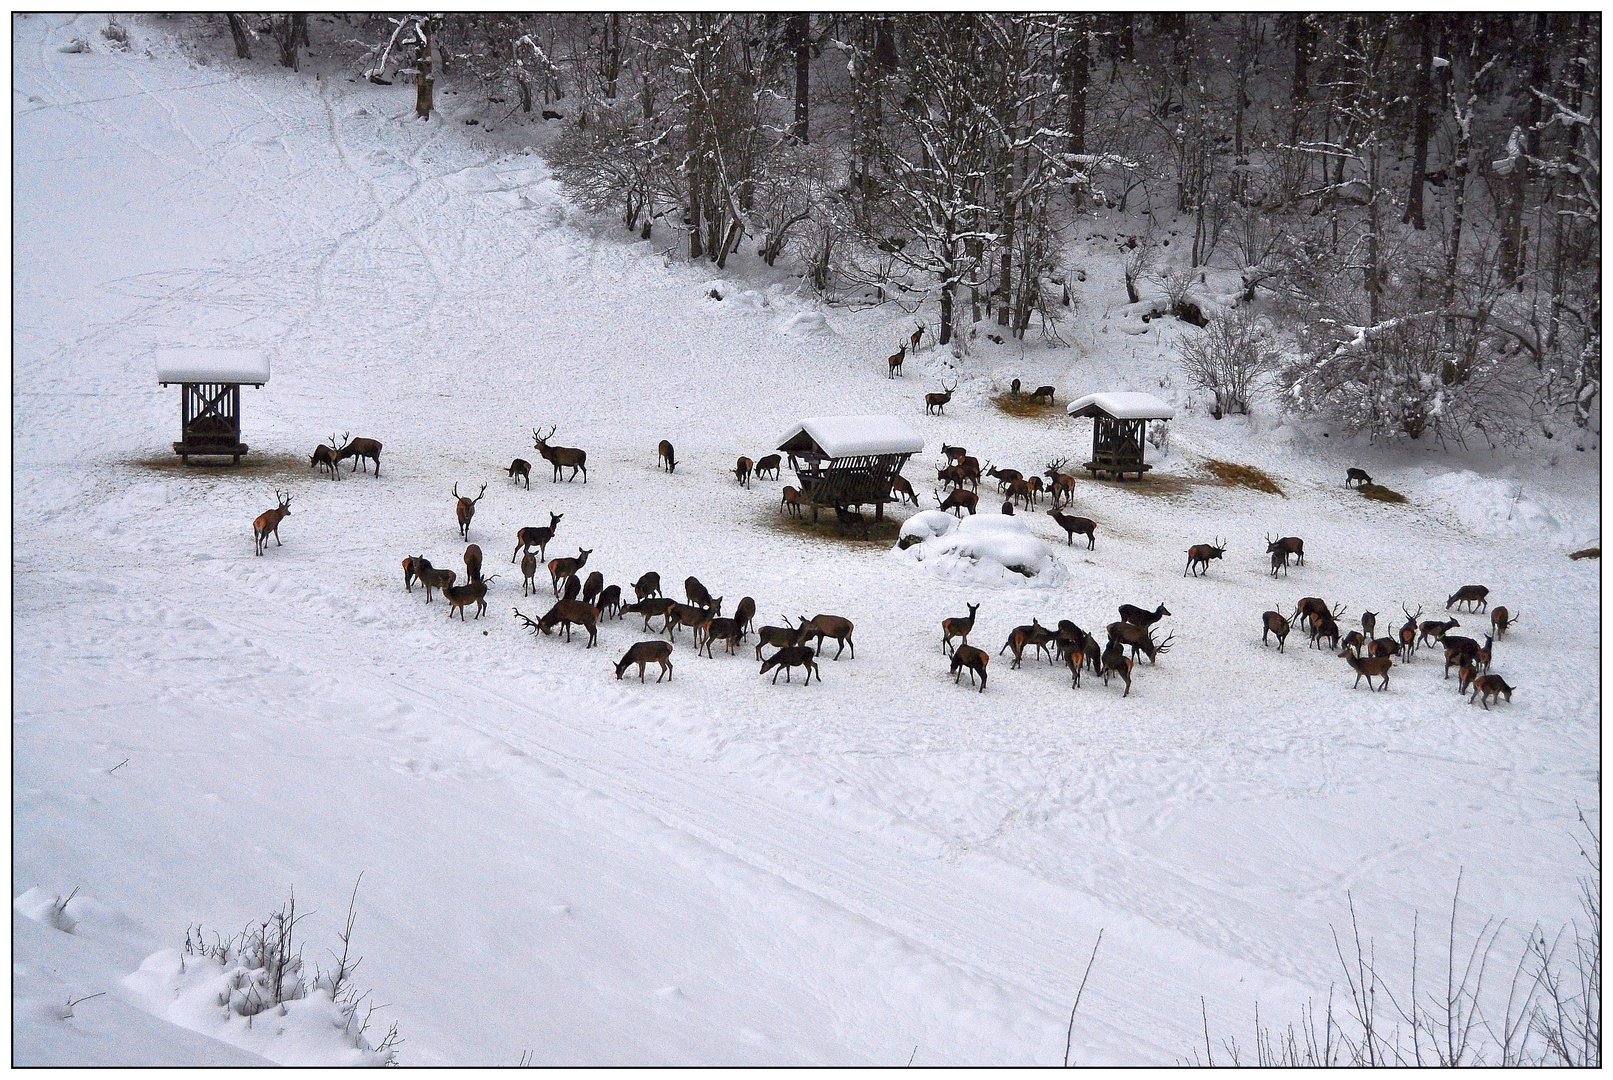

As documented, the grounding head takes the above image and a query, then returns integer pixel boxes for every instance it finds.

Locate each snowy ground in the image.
[13,15,1601,1065]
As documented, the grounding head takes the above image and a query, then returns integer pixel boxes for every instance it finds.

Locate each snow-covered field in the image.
[13,15,1600,1065]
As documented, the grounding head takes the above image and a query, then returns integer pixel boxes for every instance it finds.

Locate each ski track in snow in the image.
[13,14,1601,1066]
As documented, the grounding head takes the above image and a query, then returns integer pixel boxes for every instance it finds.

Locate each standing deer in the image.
[1469,674,1514,710]
[403,556,425,593]
[633,572,662,601]
[1397,605,1422,660]
[925,381,957,415]
[734,456,754,487]
[935,487,979,517]
[542,598,598,646]
[780,486,804,517]
[506,458,531,488]
[1119,603,1171,628]
[1309,603,1346,650]
[941,602,980,655]
[1030,385,1055,405]
[910,325,924,353]
[418,562,455,603]
[334,433,383,477]
[1043,464,1076,508]
[622,597,677,632]
[1002,620,1057,669]
[1361,611,1378,641]
[1107,622,1174,665]
[658,440,676,473]
[1266,534,1305,567]
[1269,545,1289,577]
[1009,378,1022,396]
[549,548,592,596]
[685,576,715,609]
[754,617,808,661]
[1490,606,1516,637]
[1345,467,1372,489]
[732,596,756,639]
[1064,638,1087,687]
[941,443,967,463]
[512,512,564,563]
[1185,538,1227,577]
[1261,610,1291,651]
[252,490,292,556]
[800,613,855,659]
[533,426,587,483]
[521,550,539,595]
[1342,652,1392,691]
[950,644,989,691]
[1419,617,1460,648]
[760,644,820,685]
[443,576,494,621]
[985,463,1023,491]
[464,544,483,583]
[581,571,604,606]
[310,435,340,479]
[890,474,919,506]
[616,640,673,682]
[1446,584,1489,612]
[1048,509,1097,549]
[453,483,486,540]
[1100,638,1133,696]
[887,342,906,377]
[598,585,622,620]
[1442,635,1482,679]
[755,455,781,480]
[1291,597,1330,632]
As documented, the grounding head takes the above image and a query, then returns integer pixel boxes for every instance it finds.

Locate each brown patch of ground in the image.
[1201,459,1284,496]
[1070,471,1197,498]
[990,393,1061,419]
[122,450,320,481]
[1358,483,1408,504]
[762,506,904,547]
[1569,546,1600,560]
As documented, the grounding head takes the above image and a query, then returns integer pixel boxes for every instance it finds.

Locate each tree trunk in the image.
[1444,100,1472,305]
[790,13,810,143]
[1232,15,1248,203]
[601,13,621,99]
[1065,17,1087,158]
[414,33,433,120]
[1365,140,1381,323]
[939,280,954,346]
[226,13,250,59]
[998,150,1016,326]
[1288,16,1310,148]
[276,14,299,70]
[1404,14,1434,229]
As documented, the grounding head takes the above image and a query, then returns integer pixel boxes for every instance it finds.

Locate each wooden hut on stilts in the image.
[1065,391,1174,481]
[155,349,270,465]
[775,415,924,522]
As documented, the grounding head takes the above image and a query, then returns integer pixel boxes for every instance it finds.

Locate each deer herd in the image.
[264,405,1525,710]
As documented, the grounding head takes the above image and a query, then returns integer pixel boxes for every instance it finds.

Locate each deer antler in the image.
[452,482,461,500]
[475,483,488,502]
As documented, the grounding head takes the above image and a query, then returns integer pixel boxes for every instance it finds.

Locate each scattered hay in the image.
[1070,471,1196,498]
[1358,483,1408,504]
[764,507,904,547]
[990,393,1061,419]
[1569,546,1601,560]
[1202,459,1284,496]
[123,451,315,479]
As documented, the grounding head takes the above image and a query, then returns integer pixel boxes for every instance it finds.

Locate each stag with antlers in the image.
[533,426,588,483]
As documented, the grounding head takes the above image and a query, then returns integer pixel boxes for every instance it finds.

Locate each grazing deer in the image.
[1342,652,1392,691]
[1030,384,1056,405]
[925,380,957,415]
[684,576,715,609]
[507,458,531,488]
[755,617,808,661]
[941,602,980,655]
[732,596,756,639]
[548,548,592,596]
[1108,622,1174,665]
[1010,378,1022,396]
[1100,639,1133,696]
[937,462,967,490]
[890,474,919,506]
[1469,674,1514,710]
[658,440,676,473]
[521,550,539,595]
[1001,620,1055,670]
[887,342,906,377]
[1291,597,1329,632]
[616,641,673,683]
[958,457,982,490]
[1360,610,1378,640]
[1397,605,1422,660]
[622,597,676,632]
[562,572,581,602]
[310,436,340,479]
[985,463,1024,491]
[1309,603,1345,651]
[1345,467,1372,489]
[1118,603,1171,629]
[755,454,781,480]
[402,555,425,593]
[418,562,455,603]
[334,433,383,477]
[1185,538,1227,577]
[1024,475,1045,505]
[662,602,707,640]
[935,487,979,517]
[442,576,494,621]
[780,486,804,517]
[734,456,754,487]
[533,426,588,483]
[581,571,604,607]
[951,644,989,691]
[1489,607,1515,638]
[1419,617,1459,648]
[800,613,855,659]
[453,483,486,541]
[544,598,598,646]
[633,572,662,601]
[760,644,820,685]
[1442,635,1481,679]
[1341,630,1365,657]
[1047,509,1097,549]
[252,490,292,556]
[512,513,564,563]
[1006,477,1033,509]
[1446,584,1489,612]
[1457,657,1480,695]
[1266,534,1305,567]
[464,544,483,583]
[1367,636,1401,660]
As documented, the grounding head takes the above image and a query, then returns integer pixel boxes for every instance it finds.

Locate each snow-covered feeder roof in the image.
[1066,391,1173,420]
[776,415,924,459]
[155,348,270,386]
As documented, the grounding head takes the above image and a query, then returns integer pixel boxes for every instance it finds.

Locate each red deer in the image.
[732,596,756,639]
[1007,477,1033,508]
[957,457,982,490]
[887,342,906,377]
[698,617,742,657]
[464,544,483,583]
[1001,620,1055,669]
[937,463,967,490]
[1446,584,1489,612]
[1269,545,1290,577]
[1490,607,1515,637]
[402,556,425,593]
[334,433,383,477]
[925,381,957,415]
[631,571,662,601]
[598,584,622,619]
[581,570,604,606]
[1309,603,1346,651]
[1458,657,1480,695]
[1107,622,1174,664]
[533,426,587,483]
[935,487,979,517]
[521,550,539,595]
[951,644,989,691]
[442,576,493,621]
[1024,475,1046,505]
[1476,633,1494,673]
[890,474,920,506]
[834,505,870,538]
[1185,538,1227,577]
[985,463,1023,491]
[1341,630,1365,656]
[760,644,820,685]
[1291,597,1329,632]
[1266,534,1305,567]
[512,513,564,563]
[622,597,676,631]
[657,440,676,473]
[800,613,855,659]
[662,602,706,640]
[507,458,531,488]
[1261,611,1292,651]
[941,602,980,655]
[1469,674,1514,710]
[1048,509,1097,549]
[310,435,340,479]
[1119,603,1171,628]
[1064,640,1086,687]
[1043,464,1076,508]
[1367,636,1401,660]
[1345,467,1372,489]
[755,454,781,480]
[780,486,804,517]
[1441,635,1481,679]
[562,573,581,602]
[734,456,753,487]
[1397,605,1422,660]
[755,617,809,661]
[910,325,924,352]
[252,490,292,556]
[1342,652,1392,691]
[616,640,673,682]
[418,562,455,603]
[941,443,967,463]
[1030,385,1055,405]
[1100,639,1133,696]
[1010,378,1022,395]
[453,483,486,541]
[543,598,598,646]
[685,576,715,609]
[1360,610,1378,640]
[548,548,592,596]
[1419,617,1459,648]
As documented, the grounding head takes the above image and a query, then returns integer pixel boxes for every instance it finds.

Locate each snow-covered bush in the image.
[892,513,1064,586]
[1178,307,1276,418]
[895,508,957,548]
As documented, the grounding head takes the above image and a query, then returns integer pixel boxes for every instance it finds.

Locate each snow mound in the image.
[892,513,1065,586]
[897,509,957,545]
[1417,471,1561,539]
[780,310,833,338]
[702,280,769,309]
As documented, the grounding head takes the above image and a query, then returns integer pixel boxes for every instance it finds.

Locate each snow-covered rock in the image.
[896,509,957,548]
[779,310,833,338]
[892,513,1065,586]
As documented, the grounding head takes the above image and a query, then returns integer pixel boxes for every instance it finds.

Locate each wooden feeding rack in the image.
[155,349,270,465]
[775,415,924,522]
[1066,391,1174,481]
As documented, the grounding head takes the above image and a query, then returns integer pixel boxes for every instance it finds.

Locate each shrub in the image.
[1179,307,1277,418]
